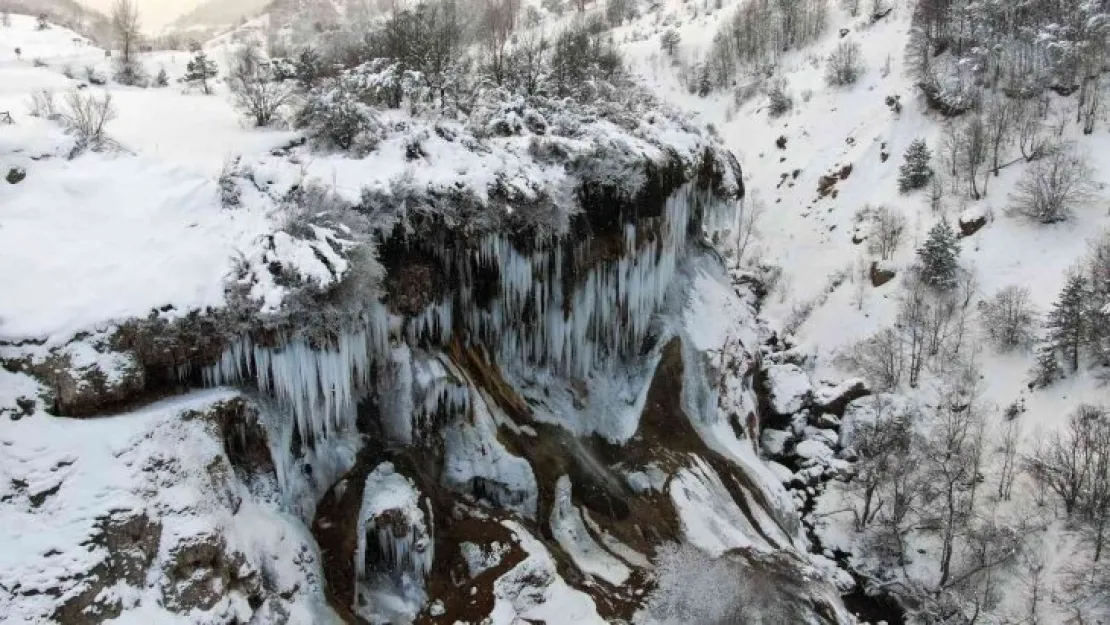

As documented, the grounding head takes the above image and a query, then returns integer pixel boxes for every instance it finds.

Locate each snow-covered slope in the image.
[617,0,1110,621]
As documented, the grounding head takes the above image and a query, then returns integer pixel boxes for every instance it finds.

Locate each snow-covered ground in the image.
[0,374,335,623]
[0,15,310,345]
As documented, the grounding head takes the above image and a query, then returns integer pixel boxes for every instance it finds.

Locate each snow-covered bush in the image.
[1009,145,1095,224]
[979,286,1037,351]
[60,90,116,152]
[825,40,865,86]
[766,78,793,117]
[228,44,294,127]
[296,83,380,152]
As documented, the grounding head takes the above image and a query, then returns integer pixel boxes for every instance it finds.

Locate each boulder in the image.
[958,209,988,237]
[870,261,896,287]
[813,378,870,416]
[762,364,812,417]
[761,428,794,457]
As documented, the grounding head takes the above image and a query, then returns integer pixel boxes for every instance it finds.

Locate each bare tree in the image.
[733,192,764,268]
[984,94,1017,176]
[111,0,143,85]
[867,204,907,261]
[979,285,1038,351]
[1016,99,1051,162]
[1010,145,1095,224]
[997,418,1021,501]
[480,0,519,85]
[924,367,987,587]
[1026,405,1107,518]
[840,327,904,390]
[960,114,989,199]
[826,40,865,86]
[846,395,916,531]
[228,44,293,127]
[1080,74,1103,135]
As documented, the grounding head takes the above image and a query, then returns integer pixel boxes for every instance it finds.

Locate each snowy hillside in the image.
[615,0,1110,621]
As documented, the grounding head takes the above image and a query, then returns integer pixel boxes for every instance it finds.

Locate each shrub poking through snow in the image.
[917,219,960,290]
[825,40,864,86]
[154,67,169,87]
[60,90,117,153]
[767,78,793,117]
[898,138,933,193]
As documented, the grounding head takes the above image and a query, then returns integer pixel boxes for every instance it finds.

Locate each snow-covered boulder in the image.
[804,426,840,448]
[958,205,989,237]
[795,439,836,464]
[812,378,870,417]
[762,363,813,417]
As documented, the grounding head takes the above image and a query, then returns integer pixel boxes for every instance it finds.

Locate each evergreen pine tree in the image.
[661,29,681,56]
[185,50,218,95]
[295,48,322,91]
[1032,343,1063,387]
[917,219,960,290]
[154,67,169,87]
[1045,272,1090,372]
[898,138,933,193]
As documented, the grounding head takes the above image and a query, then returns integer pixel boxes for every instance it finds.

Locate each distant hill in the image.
[161,0,270,37]
[2,0,112,45]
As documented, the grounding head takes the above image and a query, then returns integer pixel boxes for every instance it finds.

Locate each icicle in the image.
[355,462,434,585]
[203,303,390,452]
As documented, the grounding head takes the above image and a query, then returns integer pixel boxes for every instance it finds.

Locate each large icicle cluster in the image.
[203,181,735,472]
[428,183,735,380]
[203,308,389,450]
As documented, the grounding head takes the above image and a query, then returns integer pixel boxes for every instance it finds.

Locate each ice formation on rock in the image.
[355,462,434,623]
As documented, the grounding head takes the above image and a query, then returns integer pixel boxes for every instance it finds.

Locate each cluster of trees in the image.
[846,388,1110,621]
[700,0,828,92]
[843,372,1035,621]
[909,0,1110,103]
[843,219,970,389]
[291,0,628,149]
[1026,405,1110,618]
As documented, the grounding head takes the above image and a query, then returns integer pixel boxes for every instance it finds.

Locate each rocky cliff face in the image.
[1,135,854,623]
